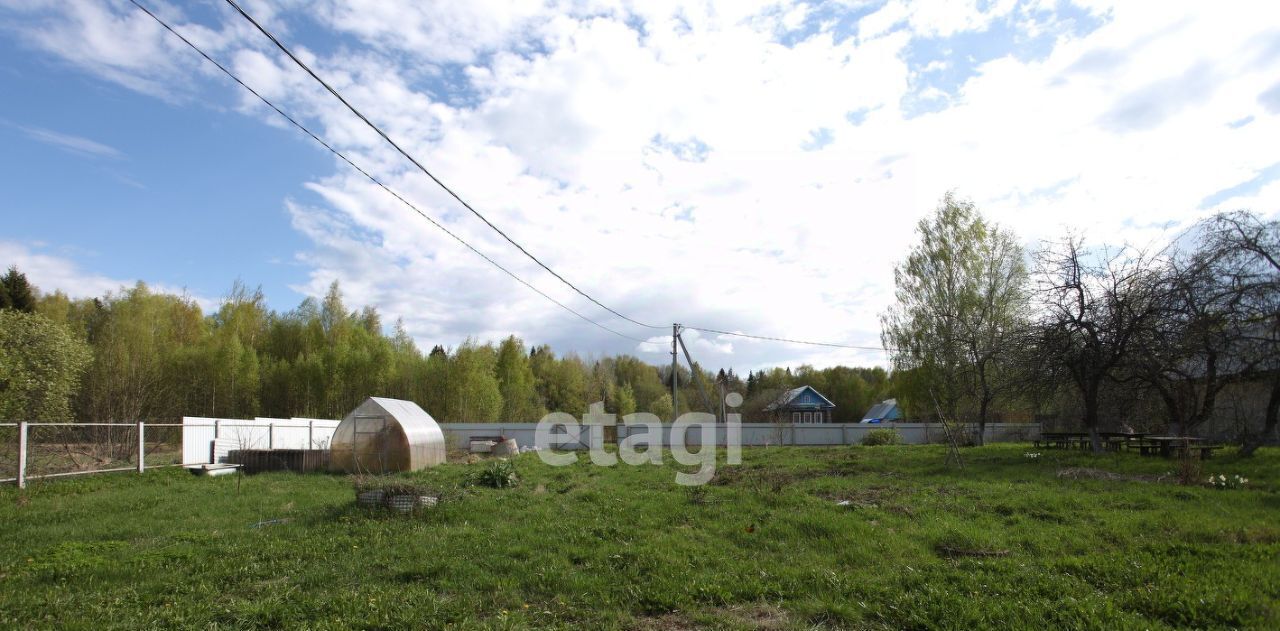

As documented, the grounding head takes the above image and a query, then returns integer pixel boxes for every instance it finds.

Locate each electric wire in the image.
[682,325,890,352]
[139,0,889,354]
[128,0,659,347]
[223,0,889,354]
[223,0,665,331]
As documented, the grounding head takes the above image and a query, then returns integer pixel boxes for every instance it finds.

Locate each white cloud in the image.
[315,0,551,65]
[4,0,1278,371]
[0,241,215,311]
[16,125,123,159]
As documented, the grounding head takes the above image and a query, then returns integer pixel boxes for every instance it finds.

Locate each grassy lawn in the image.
[1,444,1277,630]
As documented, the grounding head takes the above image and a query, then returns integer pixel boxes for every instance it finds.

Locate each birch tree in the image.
[881,193,1030,444]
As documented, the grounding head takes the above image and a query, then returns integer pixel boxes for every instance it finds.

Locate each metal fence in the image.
[0,420,331,489]
[1,421,181,488]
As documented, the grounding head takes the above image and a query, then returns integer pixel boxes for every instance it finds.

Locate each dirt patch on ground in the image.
[1056,467,1171,483]
[711,466,806,492]
[718,604,789,629]
[630,605,789,631]
[712,461,866,492]
[630,612,698,631]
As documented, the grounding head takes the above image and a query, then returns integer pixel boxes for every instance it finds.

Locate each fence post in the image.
[17,422,27,490]
[268,423,274,450]
[137,421,145,474]
[214,419,220,439]
[308,421,314,449]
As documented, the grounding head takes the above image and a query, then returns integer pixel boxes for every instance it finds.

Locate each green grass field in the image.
[1,444,1277,629]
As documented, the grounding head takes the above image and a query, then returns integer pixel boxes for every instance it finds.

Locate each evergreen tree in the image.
[1,266,36,313]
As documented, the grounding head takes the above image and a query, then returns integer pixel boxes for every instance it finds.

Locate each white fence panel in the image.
[182,417,341,464]
[181,416,1041,465]
[437,423,584,450]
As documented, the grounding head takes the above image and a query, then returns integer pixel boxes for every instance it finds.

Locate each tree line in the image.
[882,199,1278,453]
[0,273,898,425]
[3,202,1274,452]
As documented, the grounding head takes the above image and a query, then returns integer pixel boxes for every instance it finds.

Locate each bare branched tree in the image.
[1032,237,1164,453]
[1129,223,1264,437]
[1199,211,1279,455]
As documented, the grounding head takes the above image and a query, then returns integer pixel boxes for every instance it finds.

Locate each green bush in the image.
[469,458,519,488]
[862,428,902,446]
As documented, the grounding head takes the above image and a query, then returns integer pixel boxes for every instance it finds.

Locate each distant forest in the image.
[3,202,1275,453]
[0,271,893,423]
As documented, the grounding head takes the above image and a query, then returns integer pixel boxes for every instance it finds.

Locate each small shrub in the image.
[469,458,519,489]
[862,429,901,446]
[1176,447,1202,486]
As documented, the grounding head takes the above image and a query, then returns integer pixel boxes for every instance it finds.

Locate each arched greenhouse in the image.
[329,397,447,473]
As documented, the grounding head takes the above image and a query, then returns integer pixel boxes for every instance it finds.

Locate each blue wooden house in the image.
[764,385,836,423]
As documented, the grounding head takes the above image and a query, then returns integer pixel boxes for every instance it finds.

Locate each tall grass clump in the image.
[469,458,519,488]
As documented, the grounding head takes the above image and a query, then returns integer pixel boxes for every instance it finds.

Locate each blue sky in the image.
[0,22,329,307]
[1,0,1277,370]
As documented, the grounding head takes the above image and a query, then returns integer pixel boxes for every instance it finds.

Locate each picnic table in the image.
[1135,436,1221,459]
[1100,431,1147,452]
[1036,431,1147,451]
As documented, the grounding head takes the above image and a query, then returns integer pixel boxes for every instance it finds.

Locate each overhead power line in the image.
[222,0,889,355]
[128,0,658,348]
[222,0,664,332]
[135,0,887,355]
[682,325,890,352]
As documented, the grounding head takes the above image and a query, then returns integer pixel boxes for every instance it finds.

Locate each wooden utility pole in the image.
[677,333,716,417]
[671,323,680,422]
